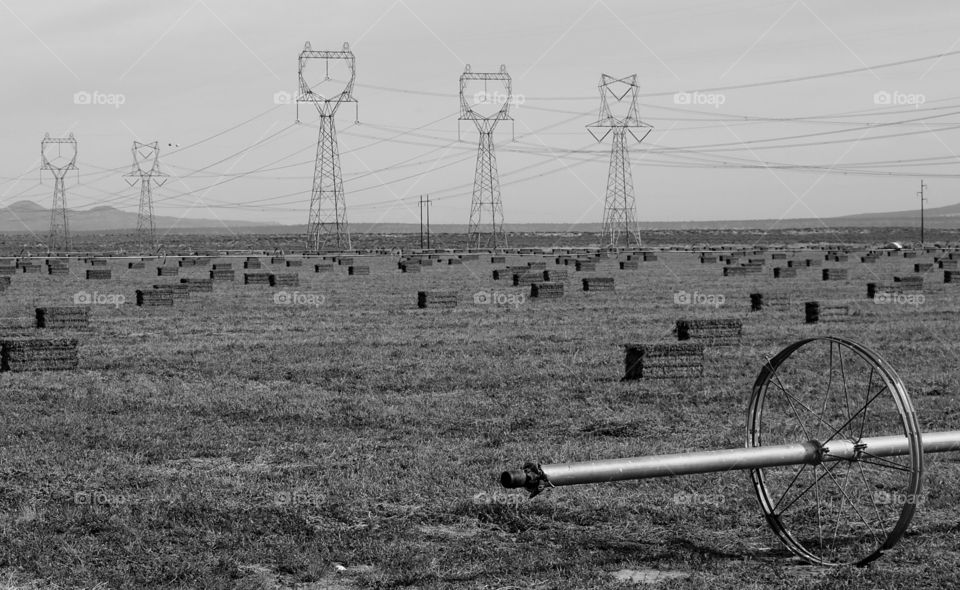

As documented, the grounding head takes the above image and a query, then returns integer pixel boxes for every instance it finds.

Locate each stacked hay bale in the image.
[582,277,614,292]
[153,284,190,301]
[244,273,272,285]
[0,338,79,371]
[180,278,214,293]
[35,307,90,329]
[531,283,563,299]
[314,263,334,273]
[269,274,299,287]
[512,270,541,287]
[244,257,262,269]
[348,265,370,276]
[417,291,457,309]
[86,269,111,280]
[157,267,178,277]
[822,268,848,281]
[209,268,235,281]
[136,290,174,307]
[542,269,569,282]
[675,319,742,345]
[623,343,704,380]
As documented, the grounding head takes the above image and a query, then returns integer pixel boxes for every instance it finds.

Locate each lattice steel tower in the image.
[587,74,652,248]
[40,133,78,252]
[124,141,167,252]
[297,41,357,252]
[460,64,513,250]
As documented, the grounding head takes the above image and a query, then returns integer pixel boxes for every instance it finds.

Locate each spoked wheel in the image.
[747,337,923,566]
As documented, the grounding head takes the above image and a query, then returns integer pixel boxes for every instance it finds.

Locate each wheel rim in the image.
[747,337,923,566]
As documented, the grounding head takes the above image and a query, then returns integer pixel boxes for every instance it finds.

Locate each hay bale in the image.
[491,256,506,264]
[314,263,334,273]
[21,264,41,274]
[209,269,235,281]
[348,265,370,276]
[401,263,421,273]
[822,268,848,281]
[157,267,178,277]
[575,261,597,272]
[270,257,286,264]
[527,261,547,270]
[0,337,79,372]
[543,269,569,282]
[89,259,108,267]
[582,277,615,292]
[417,291,457,309]
[447,258,463,265]
[86,269,111,280]
[244,273,272,285]
[47,266,69,276]
[180,278,214,293]
[152,284,190,300]
[914,263,933,273]
[619,261,639,270]
[805,301,853,323]
[244,259,262,269]
[269,273,299,287]
[675,318,742,345]
[531,282,563,299]
[136,290,174,307]
[35,307,90,329]
[623,343,704,380]
[773,267,797,279]
[337,257,354,266]
[512,271,541,286]
[0,266,16,276]
[285,260,303,267]
[128,262,145,270]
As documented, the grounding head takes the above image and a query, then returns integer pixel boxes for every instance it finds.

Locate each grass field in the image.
[1,246,958,589]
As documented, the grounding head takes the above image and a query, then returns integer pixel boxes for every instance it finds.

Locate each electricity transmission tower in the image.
[40,133,78,252]
[587,74,652,248]
[123,141,167,252]
[460,64,513,250]
[297,41,357,252]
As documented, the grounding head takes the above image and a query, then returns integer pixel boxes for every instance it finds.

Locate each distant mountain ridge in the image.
[0,199,955,234]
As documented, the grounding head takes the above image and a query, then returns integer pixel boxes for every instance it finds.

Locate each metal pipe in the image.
[501,430,960,495]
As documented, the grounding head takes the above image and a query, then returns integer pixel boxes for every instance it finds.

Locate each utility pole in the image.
[297,41,358,252]
[40,133,78,253]
[124,141,167,253]
[460,64,512,250]
[587,74,652,249]
[426,193,431,249]
[918,179,927,246]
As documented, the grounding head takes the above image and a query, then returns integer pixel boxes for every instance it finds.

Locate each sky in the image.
[1,0,959,229]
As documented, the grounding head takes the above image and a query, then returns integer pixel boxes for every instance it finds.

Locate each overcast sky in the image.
[1,1,959,228]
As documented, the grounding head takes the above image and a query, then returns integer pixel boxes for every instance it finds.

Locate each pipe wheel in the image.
[747,337,923,566]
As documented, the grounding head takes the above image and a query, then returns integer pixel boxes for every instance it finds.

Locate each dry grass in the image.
[0,247,958,588]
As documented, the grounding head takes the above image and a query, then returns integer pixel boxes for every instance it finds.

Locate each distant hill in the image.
[0,200,275,233]
[0,199,954,234]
